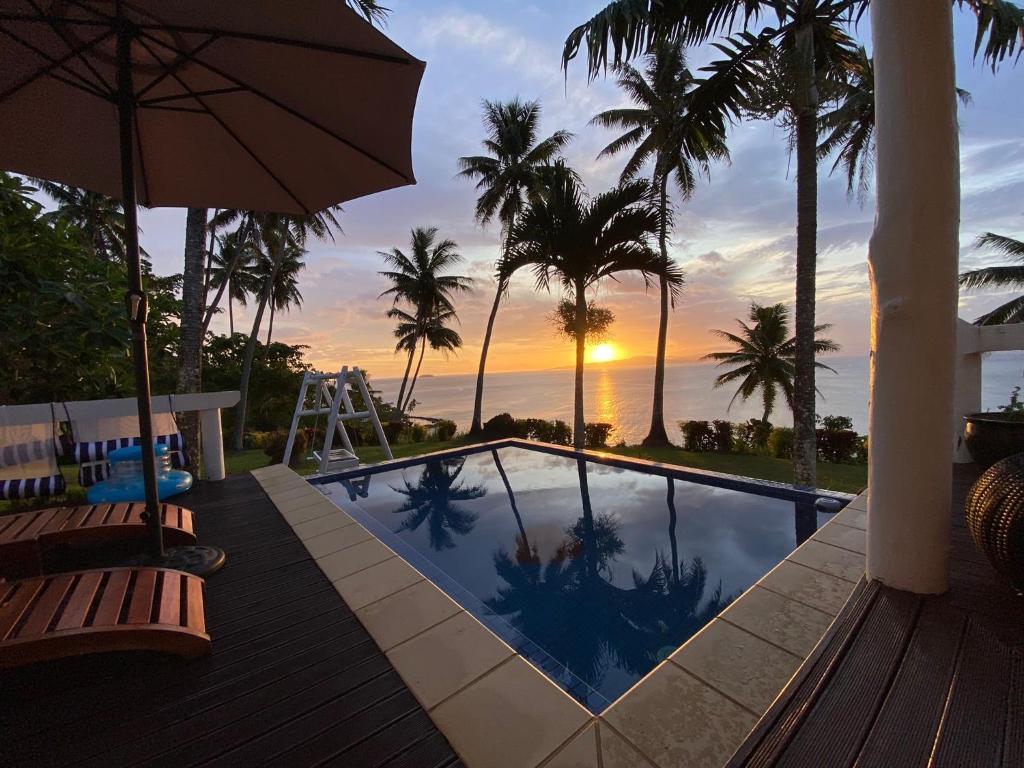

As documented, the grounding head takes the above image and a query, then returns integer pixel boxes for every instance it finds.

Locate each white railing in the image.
[954,319,1024,462]
[0,390,239,480]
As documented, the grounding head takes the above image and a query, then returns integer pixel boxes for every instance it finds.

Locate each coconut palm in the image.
[457,99,574,435]
[33,181,132,260]
[207,228,259,336]
[705,302,838,424]
[388,306,463,413]
[256,239,305,346]
[563,0,1024,488]
[591,38,728,447]
[818,46,972,204]
[379,227,473,413]
[503,165,681,448]
[390,458,485,551]
[960,232,1024,324]
[231,208,343,450]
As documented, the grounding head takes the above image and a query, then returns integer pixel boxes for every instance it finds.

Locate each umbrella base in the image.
[124,545,227,578]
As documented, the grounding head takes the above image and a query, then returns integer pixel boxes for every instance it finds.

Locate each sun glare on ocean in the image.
[587,343,618,364]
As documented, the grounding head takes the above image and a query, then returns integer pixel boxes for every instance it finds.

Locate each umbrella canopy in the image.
[0,0,424,564]
[0,0,425,213]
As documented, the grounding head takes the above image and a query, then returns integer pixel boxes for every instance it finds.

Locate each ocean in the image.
[374,352,1024,445]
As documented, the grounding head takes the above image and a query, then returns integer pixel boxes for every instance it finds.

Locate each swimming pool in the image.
[314,442,848,714]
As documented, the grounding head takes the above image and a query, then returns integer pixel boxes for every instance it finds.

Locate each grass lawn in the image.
[224,437,867,494]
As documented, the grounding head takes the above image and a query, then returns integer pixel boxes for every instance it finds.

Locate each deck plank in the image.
[0,473,460,768]
[729,464,1024,768]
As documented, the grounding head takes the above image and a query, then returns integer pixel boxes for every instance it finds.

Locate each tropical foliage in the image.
[379,227,473,413]
[705,302,838,423]
[592,38,726,446]
[960,231,1024,324]
[503,164,682,447]
[390,458,485,550]
[458,99,574,434]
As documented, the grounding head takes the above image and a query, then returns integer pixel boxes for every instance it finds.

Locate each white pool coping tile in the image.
[254,465,867,768]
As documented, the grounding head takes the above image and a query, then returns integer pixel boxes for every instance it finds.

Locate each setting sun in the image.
[587,342,619,364]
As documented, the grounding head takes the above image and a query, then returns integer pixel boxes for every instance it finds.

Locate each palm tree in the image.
[390,458,485,550]
[704,302,838,424]
[591,38,728,447]
[818,46,972,204]
[33,181,131,260]
[257,239,305,346]
[232,207,343,450]
[207,228,259,336]
[503,165,681,448]
[402,309,463,413]
[960,232,1024,324]
[457,99,574,435]
[562,0,1024,487]
[378,227,473,413]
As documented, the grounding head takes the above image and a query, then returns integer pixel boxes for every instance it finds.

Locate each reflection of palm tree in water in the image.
[390,458,485,550]
[487,461,728,698]
[492,449,530,557]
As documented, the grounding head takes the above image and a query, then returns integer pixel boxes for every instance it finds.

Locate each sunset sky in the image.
[133,1,1024,378]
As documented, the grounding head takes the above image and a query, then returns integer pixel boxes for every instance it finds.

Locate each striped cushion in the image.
[75,433,189,487]
[0,473,66,500]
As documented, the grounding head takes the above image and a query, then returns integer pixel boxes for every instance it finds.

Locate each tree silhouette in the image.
[390,458,485,550]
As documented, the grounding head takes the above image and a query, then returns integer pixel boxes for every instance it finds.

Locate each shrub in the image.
[264,429,306,467]
[736,419,773,451]
[548,420,572,446]
[410,423,427,443]
[854,435,869,464]
[433,419,457,442]
[816,428,859,463]
[768,427,794,459]
[583,422,614,448]
[243,430,272,450]
[383,421,407,443]
[483,412,525,439]
[711,420,734,453]
[679,420,715,452]
[818,414,854,432]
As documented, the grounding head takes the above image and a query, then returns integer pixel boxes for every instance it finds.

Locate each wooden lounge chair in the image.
[0,503,197,579]
[0,567,210,669]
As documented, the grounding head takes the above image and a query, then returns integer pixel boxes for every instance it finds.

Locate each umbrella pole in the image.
[116,21,164,560]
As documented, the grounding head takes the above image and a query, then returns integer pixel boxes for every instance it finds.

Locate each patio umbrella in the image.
[0,0,425,567]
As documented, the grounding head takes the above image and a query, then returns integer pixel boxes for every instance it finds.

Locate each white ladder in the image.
[282,366,393,475]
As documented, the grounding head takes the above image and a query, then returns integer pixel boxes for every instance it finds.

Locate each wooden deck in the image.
[729,464,1024,767]
[0,474,463,768]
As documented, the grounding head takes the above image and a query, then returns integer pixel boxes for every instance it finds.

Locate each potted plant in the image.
[964,386,1024,467]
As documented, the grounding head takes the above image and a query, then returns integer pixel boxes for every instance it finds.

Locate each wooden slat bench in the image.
[0,567,210,669]
[0,503,196,578]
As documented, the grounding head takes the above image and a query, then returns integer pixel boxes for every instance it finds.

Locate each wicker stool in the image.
[966,453,1024,594]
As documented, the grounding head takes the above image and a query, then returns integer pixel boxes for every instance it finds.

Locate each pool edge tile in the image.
[332,555,425,612]
[385,611,515,712]
[430,655,591,768]
[717,585,836,658]
[355,578,463,651]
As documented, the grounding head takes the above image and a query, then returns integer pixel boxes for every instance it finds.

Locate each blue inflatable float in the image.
[86,443,193,504]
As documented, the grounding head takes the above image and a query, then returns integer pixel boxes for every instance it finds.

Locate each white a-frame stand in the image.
[282,366,393,475]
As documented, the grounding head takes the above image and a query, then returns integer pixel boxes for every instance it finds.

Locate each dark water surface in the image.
[320,445,836,713]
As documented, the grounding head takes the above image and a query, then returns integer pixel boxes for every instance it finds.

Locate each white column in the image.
[199,408,226,481]
[866,0,959,594]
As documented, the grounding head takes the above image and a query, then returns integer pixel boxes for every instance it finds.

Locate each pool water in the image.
[317,445,840,713]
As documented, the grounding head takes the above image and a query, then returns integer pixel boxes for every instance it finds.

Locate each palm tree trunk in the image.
[493,449,528,551]
[233,241,281,451]
[266,291,275,346]
[792,107,819,488]
[203,219,248,335]
[469,273,506,435]
[396,344,415,415]
[643,172,673,448]
[667,477,679,584]
[573,279,587,449]
[201,209,218,313]
[178,207,207,474]
[403,335,427,412]
[228,286,234,336]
